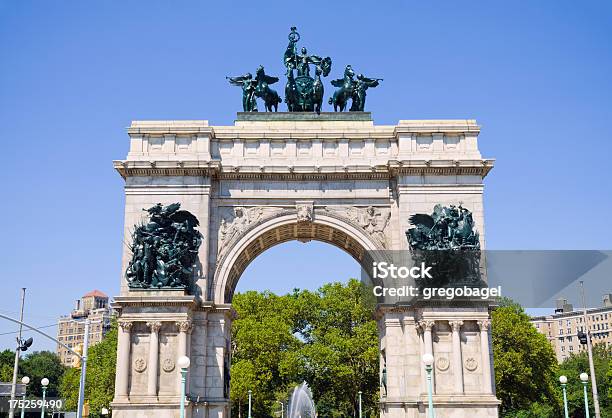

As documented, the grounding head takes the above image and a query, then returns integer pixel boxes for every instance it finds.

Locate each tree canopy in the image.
[230,279,379,418]
[558,345,611,418]
[491,299,561,417]
[60,320,117,417]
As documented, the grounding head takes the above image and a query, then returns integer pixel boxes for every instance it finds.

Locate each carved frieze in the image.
[323,205,391,247]
[217,206,284,255]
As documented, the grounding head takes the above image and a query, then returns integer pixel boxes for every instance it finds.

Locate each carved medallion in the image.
[464,357,478,372]
[134,357,147,373]
[162,357,175,373]
[436,356,450,372]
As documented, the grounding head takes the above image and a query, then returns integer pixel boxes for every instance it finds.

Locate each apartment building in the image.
[531,294,612,362]
[56,290,113,366]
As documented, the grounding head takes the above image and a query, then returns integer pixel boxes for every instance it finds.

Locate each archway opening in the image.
[213,214,385,304]
[220,219,382,418]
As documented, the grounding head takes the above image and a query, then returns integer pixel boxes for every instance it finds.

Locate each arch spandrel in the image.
[211,210,388,304]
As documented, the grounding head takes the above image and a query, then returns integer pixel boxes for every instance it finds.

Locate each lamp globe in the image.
[178,356,191,369]
[422,353,434,367]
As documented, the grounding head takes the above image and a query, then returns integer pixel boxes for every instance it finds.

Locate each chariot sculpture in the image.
[226,26,382,112]
[283,27,332,113]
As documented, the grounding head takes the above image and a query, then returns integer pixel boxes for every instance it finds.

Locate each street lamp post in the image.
[581,372,591,418]
[358,391,362,418]
[40,378,49,418]
[178,356,190,418]
[580,282,601,418]
[559,376,569,418]
[248,390,252,418]
[422,354,435,418]
[20,376,30,418]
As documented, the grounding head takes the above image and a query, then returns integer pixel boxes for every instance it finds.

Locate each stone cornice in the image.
[113,295,197,308]
[126,119,481,138]
[127,120,213,136]
[114,159,494,179]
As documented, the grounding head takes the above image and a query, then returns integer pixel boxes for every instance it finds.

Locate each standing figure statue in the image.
[350,74,383,112]
[329,65,355,112]
[226,73,258,112]
[255,65,282,112]
[283,27,332,112]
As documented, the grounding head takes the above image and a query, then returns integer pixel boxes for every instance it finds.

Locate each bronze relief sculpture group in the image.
[227,27,382,113]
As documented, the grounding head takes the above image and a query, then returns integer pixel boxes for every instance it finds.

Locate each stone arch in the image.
[212,212,385,304]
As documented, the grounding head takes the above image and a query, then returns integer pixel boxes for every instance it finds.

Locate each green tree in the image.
[20,351,66,397]
[231,290,303,418]
[0,349,15,382]
[558,345,611,418]
[298,281,378,418]
[229,280,378,418]
[492,299,561,417]
[60,321,117,417]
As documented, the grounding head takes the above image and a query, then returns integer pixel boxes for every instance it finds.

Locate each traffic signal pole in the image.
[9,288,26,418]
[76,319,90,418]
[0,312,87,418]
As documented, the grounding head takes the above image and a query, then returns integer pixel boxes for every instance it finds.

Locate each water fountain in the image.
[288,382,316,418]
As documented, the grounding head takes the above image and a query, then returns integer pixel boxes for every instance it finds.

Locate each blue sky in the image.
[0,1,611,351]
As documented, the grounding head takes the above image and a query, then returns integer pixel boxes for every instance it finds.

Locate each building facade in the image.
[531,295,612,363]
[56,290,113,366]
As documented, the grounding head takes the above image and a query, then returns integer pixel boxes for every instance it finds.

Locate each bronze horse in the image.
[329,65,355,112]
[255,66,282,112]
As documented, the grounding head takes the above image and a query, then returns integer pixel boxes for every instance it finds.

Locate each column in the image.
[116,321,133,398]
[419,320,435,392]
[478,320,492,394]
[449,320,464,393]
[146,321,162,396]
[177,320,192,393]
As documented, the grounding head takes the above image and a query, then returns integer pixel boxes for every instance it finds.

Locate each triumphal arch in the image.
[111,27,499,418]
[111,112,499,418]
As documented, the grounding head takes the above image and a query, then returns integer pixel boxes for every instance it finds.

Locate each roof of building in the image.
[83,289,108,298]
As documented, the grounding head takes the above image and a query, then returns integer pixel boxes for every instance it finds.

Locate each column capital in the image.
[418,320,435,331]
[147,321,162,333]
[118,321,133,332]
[176,320,193,334]
[477,319,491,330]
[449,320,464,331]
